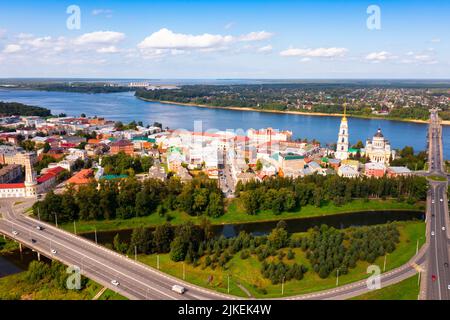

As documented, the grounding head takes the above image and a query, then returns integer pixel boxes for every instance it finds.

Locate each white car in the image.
[111,280,119,286]
[431,231,435,236]
[51,249,57,254]
[171,285,186,294]
[432,200,435,204]
[36,225,43,230]
[12,230,18,236]
[440,199,444,202]
[442,227,446,231]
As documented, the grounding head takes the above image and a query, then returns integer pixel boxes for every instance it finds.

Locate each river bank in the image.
[137,96,450,126]
[59,199,425,234]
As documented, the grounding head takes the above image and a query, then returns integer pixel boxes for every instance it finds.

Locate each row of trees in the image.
[110,220,400,284]
[101,152,153,175]
[302,224,399,279]
[236,175,428,215]
[33,176,224,223]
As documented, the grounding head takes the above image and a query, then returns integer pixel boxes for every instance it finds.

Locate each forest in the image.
[235,175,428,215]
[0,101,51,117]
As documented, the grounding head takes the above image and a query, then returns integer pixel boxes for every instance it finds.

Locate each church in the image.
[335,105,349,160]
[364,128,396,164]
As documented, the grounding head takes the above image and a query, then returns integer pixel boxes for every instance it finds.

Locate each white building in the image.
[365,128,395,164]
[338,165,360,178]
[335,108,349,160]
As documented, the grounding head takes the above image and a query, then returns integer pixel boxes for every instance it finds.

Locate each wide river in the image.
[1,89,449,158]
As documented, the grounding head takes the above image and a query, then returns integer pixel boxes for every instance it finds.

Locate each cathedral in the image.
[364,128,395,164]
[335,105,349,160]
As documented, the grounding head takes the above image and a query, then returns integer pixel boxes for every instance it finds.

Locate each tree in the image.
[170,237,187,262]
[129,227,152,254]
[26,261,49,284]
[205,192,224,218]
[153,223,173,253]
[256,159,263,171]
[267,227,289,250]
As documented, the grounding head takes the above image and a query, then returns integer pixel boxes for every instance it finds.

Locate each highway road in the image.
[425,109,450,300]
[0,199,233,300]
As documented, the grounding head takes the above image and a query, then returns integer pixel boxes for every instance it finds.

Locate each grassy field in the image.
[59,199,424,233]
[428,175,447,182]
[137,221,425,298]
[0,270,127,300]
[351,274,420,300]
[0,272,101,300]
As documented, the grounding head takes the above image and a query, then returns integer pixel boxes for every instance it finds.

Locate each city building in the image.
[110,139,134,155]
[335,106,349,160]
[364,128,395,164]
[387,166,412,177]
[364,162,387,178]
[0,164,22,183]
[338,165,360,178]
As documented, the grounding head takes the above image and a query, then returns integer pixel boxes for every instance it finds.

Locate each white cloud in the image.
[257,45,273,53]
[138,28,233,50]
[280,47,348,58]
[365,51,395,62]
[96,46,120,53]
[2,44,21,53]
[430,38,441,43]
[0,28,6,39]
[74,31,125,45]
[239,31,274,42]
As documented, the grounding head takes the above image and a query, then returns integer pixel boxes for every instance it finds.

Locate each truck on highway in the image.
[171,285,186,294]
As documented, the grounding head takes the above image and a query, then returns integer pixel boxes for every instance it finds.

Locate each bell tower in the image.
[335,103,349,160]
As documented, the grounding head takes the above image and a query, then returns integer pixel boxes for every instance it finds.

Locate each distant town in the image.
[0,108,421,199]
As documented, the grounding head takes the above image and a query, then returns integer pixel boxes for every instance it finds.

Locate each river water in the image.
[0,89,448,159]
[81,210,424,244]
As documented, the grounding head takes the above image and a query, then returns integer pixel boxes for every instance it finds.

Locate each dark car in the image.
[31,239,36,243]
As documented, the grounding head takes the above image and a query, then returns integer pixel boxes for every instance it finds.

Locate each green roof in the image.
[282,153,304,160]
[132,137,156,143]
[321,157,329,163]
[101,174,128,180]
[108,137,117,141]
[348,148,360,153]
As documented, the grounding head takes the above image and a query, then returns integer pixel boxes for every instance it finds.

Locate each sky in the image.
[0,0,449,79]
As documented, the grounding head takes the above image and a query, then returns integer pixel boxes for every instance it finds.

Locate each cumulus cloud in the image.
[280,47,348,58]
[365,51,395,62]
[257,45,273,53]
[138,28,233,50]
[239,31,273,42]
[2,44,21,53]
[96,46,120,53]
[74,31,125,45]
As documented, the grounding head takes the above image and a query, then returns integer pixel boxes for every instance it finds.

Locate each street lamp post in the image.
[281,276,285,295]
[227,274,230,294]
[54,212,58,228]
[383,254,387,272]
[336,268,340,286]
[94,228,98,244]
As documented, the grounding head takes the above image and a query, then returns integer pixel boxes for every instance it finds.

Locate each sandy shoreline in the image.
[137,96,450,126]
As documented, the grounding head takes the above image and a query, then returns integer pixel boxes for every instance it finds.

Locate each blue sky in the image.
[0,0,448,78]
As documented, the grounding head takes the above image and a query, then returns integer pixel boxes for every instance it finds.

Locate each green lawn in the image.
[137,221,425,298]
[97,288,128,300]
[428,175,447,182]
[351,274,420,300]
[60,199,424,233]
[0,272,103,300]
